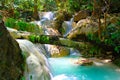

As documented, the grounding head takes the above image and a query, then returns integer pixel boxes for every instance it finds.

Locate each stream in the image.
[33,12,120,80]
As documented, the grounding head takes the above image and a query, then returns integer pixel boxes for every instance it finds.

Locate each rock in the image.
[72,21,77,28]
[101,59,111,63]
[76,18,98,34]
[54,10,72,21]
[45,28,61,36]
[0,21,24,80]
[44,44,70,57]
[26,54,43,80]
[7,27,31,39]
[67,18,98,39]
[17,39,51,80]
[53,10,72,34]
[74,58,93,66]
[52,13,64,30]
[25,54,51,80]
[7,27,21,38]
[74,10,90,22]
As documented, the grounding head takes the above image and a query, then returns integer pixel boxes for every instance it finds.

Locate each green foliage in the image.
[14,10,21,19]
[40,35,50,43]
[87,45,102,57]
[5,18,43,34]
[0,14,3,20]
[87,33,101,44]
[14,0,56,11]
[89,47,96,56]
[30,75,33,80]
[66,0,93,13]
[29,34,36,42]
[5,18,17,28]
[115,46,120,53]
[29,35,50,43]
[20,76,25,80]
[42,0,56,11]
[67,0,81,12]
[87,19,120,54]
[113,58,120,67]
[14,0,34,11]
[103,20,120,53]
[0,32,3,36]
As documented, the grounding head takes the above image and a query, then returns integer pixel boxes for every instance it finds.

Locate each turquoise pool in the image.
[49,56,120,80]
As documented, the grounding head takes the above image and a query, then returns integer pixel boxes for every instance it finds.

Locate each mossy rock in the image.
[46,45,70,57]
[0,21,25,80]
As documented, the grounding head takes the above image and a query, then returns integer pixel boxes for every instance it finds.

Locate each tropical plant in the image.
[104,26,120,53]
[29,34,50,43]
[5,18,43,34]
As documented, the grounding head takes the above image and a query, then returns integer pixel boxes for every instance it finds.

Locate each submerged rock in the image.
[74,58,93,66]
[0,21,24,80]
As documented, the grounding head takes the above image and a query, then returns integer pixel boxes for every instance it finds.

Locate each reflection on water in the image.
[49,56,120,80]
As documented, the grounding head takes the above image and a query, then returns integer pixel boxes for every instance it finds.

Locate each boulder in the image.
[53,10,72,34]
[54,10,72,21]
[67,18,98,39]
[44,44,70,57]
[44,28,61,36]
[7,27,31,39]
[74,10,90,22]
[0,21,24,80]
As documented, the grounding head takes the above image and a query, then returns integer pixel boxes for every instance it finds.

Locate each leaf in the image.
[115,46,120,53]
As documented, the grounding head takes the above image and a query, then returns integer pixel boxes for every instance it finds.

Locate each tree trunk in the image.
[33,0,40,20]
[92,0,101,40]
[1,0,5,8]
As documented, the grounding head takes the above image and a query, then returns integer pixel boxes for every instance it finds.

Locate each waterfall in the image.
[17,39,52,80]
[63,18,73,37]
[33,12,74,36]
[70,48,82,56]
[34,43,50,57]
[42,12,55,20]
[22,11,120,80]
[39,12,54,26]
[33,12,57,35]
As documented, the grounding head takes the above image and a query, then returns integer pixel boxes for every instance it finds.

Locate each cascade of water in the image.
[63,18,73,37]
[69,48,82,56]
[42,12,55,20]
[33,12,56,35]
[39,12,54,26]
[34,43,54,79]
[17,39,53,80]
[34,43,50,57]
